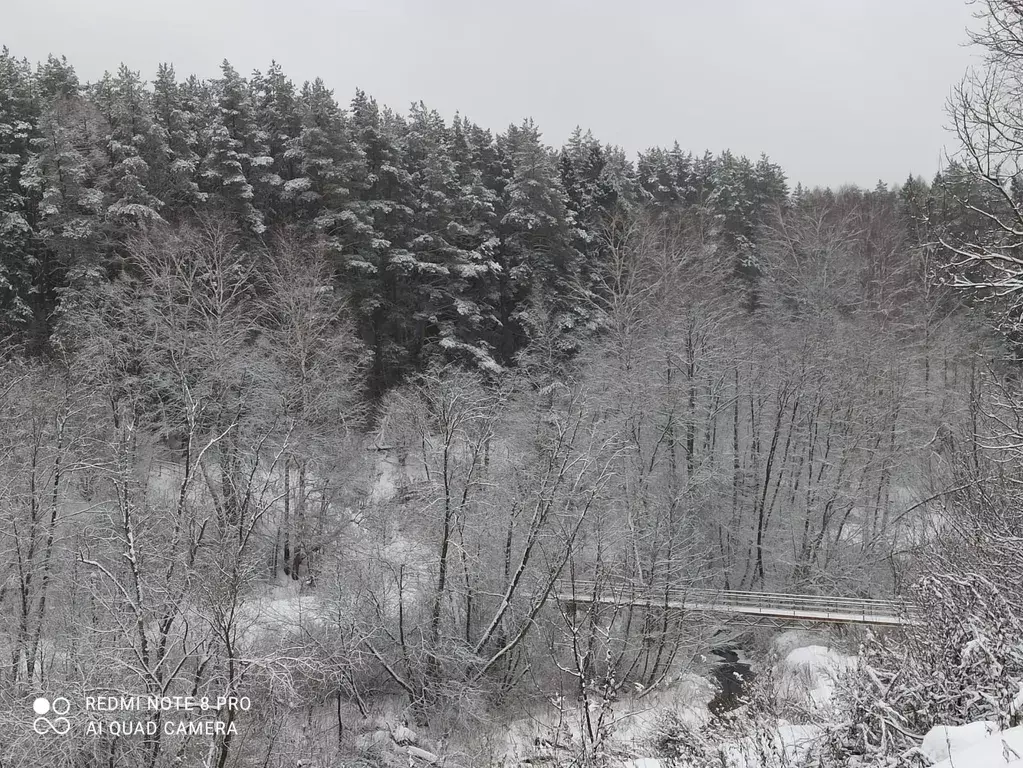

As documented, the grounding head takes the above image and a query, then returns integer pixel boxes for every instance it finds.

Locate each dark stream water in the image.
[707,647,755,715]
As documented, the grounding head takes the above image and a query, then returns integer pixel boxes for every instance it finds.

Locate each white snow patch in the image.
[925,723,1023,768]
[369,452,400,503]
[614,674,716,743]
[777,723,826,761]
[921,721,998,764]
[770,629,827,660]
[774,645,855,715]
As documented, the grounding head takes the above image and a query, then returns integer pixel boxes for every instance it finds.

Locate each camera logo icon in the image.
[32,697,71,735]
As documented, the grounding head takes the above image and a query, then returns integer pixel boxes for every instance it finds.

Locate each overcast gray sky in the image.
[6,0,980,189]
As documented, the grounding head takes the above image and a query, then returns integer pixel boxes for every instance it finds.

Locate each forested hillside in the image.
[2,9,1023,765]
[0,51,792,385]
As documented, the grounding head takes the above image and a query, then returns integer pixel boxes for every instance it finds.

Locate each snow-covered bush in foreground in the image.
[650,707,825,768]
[652,709,713,764]
[821,572,1023,766]
[648,666,828,768]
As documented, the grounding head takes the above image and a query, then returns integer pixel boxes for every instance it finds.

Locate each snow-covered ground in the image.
[234,587,326,651]
[922,722,1023,767]
[774,644,855,717]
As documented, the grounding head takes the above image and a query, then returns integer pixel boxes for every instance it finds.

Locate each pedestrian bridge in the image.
[555,581,921,627]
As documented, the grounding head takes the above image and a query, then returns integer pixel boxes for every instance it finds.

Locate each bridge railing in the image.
[555,580,920,624]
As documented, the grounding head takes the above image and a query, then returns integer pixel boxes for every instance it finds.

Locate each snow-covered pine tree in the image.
[446,114,502,373]
[711,150,759,278]
[561,128,627,227]
[199,60,267,236]
[637,141,707,214]
[752,153,788,213]
[21,56,109,325]
[498,119,586,375]
[898,174,931,247]
[150,63,206,217]
[285,77,359,227]
[0,48,38,339]
[691,149,717,208]
[559,128,637,326]
[399,104,476,370]
[637,145,679,211]
[559,127,598,258]
[251,61,302,227]
[344,88,416,395]
[101,64,164,233]
[398,103,506,374]
[600,144,643,210]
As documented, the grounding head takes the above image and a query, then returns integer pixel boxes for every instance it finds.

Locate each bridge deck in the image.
[556,582,920,627]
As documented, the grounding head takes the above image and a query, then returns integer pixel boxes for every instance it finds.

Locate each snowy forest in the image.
[3,1,1023,767]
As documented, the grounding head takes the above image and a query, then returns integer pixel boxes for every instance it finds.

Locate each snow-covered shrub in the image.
[651,709,712,764]
[822,572,1023,767]
[648,667,810,768]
